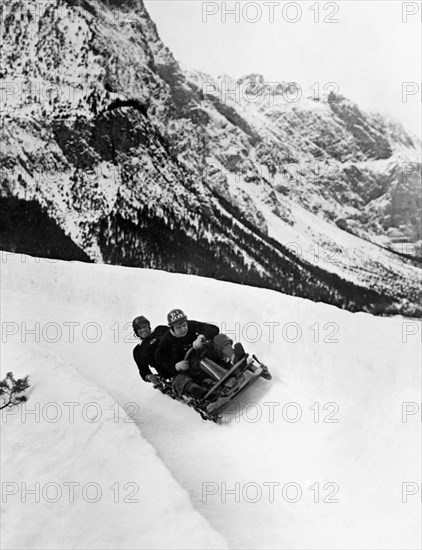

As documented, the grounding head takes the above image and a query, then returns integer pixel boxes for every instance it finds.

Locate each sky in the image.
[144,0,421,138]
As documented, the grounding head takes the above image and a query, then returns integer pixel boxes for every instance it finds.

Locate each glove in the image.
[192,334,205,350]
[146,374,159,385]
[175,360,189,371]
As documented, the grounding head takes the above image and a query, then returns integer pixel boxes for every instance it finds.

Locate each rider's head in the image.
[132,315,151,340]
[167,309,188,338]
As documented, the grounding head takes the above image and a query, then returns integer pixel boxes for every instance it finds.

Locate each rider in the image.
[132,315,168,385]
[155,308,221,399]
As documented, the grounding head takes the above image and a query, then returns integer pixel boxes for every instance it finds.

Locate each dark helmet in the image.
[132,316,151,332]
[167,308,187,327]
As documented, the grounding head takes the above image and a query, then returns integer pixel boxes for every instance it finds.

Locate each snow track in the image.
[1,253,420,549]
[1,329,227,549]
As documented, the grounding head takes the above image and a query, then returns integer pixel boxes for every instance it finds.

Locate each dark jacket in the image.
[155,320,219,379]
[133,325,169,381]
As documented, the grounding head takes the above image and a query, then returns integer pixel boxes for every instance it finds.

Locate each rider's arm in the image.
[190,321,219,341]
[155,339,178,379]
[133,346,153,382]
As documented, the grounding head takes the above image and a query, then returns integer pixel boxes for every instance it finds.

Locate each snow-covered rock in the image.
[0,0,420,316]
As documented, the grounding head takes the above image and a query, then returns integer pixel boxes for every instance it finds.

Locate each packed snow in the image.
[1,252,420,549]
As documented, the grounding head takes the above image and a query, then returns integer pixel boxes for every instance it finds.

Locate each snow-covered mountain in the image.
[1,252,420,549]
[1,0,421,315]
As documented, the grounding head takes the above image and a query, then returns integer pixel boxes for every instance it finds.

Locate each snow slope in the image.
[1,252,421,549]
[0,303,226,549]
[227,171,421,288]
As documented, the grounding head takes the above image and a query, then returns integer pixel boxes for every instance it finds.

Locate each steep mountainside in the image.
[0,0,420,315]
[184,70,421,244]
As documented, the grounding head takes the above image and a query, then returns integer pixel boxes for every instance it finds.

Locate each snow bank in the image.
[1,252,420,549]
[0,322,227,549]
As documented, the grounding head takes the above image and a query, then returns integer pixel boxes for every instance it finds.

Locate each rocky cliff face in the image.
[1,0,420,315]
[186,71,420,242]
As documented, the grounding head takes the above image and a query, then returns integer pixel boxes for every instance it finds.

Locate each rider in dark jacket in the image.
[132,316,168,383]
[155,309,220,398]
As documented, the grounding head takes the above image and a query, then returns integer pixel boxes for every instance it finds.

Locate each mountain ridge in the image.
[1,0,420,315]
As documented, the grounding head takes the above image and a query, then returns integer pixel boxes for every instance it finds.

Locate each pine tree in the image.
[0,372,30,410]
